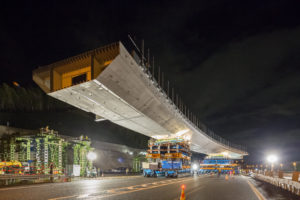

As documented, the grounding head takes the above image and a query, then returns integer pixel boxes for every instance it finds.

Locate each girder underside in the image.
[50,79,243,158]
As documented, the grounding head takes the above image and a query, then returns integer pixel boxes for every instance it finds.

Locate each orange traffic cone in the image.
[180,185,186,200]
[225,174,229,180]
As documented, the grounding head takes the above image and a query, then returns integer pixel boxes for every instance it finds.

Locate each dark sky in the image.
[1,0,300,161]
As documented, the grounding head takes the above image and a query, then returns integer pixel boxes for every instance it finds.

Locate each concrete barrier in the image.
[0,174,68,186]
[254,173,300,196]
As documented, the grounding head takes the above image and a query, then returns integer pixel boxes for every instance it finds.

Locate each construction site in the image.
[0,126,94,176]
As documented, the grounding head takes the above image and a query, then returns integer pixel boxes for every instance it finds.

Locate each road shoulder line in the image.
[246,180,266,200]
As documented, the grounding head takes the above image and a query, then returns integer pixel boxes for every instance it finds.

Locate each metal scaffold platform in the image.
[0,127,94,176]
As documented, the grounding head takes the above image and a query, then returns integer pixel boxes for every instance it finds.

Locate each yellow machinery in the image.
[0,161,23,175]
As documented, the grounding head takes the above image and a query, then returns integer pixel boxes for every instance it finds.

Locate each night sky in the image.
[1,0,300,161]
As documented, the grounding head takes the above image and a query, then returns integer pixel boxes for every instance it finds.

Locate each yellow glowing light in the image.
[152,135,168,139]
[222,152,229,156]
[175,129,189,137]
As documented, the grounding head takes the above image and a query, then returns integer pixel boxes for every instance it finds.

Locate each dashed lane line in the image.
[48,195,77,200]
[172,185,206,200]
[0,176,142,192]
[48,177,199,200]
[87,177,196,200]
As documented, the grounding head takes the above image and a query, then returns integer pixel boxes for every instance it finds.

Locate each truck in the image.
[143,138,191,178]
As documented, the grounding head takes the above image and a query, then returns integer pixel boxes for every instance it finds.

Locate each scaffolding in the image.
[0,127,94,176]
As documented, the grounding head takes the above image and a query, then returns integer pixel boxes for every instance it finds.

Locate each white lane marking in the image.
[0,176,143,192]
[77,194,90,198]
[48,195,77,200]
[172,185,206,200]
[89,177,196,199]
[49,177,196,200]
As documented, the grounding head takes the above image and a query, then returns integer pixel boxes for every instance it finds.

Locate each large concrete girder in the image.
[33,42,247,158]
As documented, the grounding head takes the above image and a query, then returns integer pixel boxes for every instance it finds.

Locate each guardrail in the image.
[254,173,300,196]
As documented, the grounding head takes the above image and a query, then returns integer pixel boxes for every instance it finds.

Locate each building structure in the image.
[0,125,147,174]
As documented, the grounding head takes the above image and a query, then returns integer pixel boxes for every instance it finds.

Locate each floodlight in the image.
[266,155,278,163]
[192,163,198,170]
[87,151,97,161]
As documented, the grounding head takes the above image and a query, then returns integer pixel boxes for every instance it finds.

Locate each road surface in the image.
[0,175,295,200]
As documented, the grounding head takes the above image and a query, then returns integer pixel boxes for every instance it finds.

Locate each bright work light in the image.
[267,155,278,163]
[87,151,97,161]
[192,163,198,170]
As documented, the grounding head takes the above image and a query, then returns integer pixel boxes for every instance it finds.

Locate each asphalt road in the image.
[0,174,294,200]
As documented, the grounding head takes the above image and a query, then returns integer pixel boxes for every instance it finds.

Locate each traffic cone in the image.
[225,174,229,180]
[180,185,186,200]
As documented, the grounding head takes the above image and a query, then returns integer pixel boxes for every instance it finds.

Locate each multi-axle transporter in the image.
[143,138,191,178]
